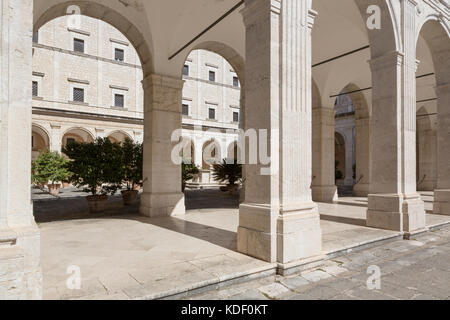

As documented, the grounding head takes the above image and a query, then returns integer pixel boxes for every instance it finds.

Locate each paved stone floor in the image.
[186,226,450,300]
[34,187,450,300]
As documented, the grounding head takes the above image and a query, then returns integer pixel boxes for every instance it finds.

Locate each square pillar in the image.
[434,83,450,215]
[367,50,426,233]
[140,74,186,217]
[238,0,322,265]
[312,108,338,202]
[0,0,42,299]
[49,124,62,153]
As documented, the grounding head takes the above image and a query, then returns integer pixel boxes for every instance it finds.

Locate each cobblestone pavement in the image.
[186,226,450,300]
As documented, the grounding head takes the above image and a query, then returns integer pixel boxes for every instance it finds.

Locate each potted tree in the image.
[63,138,123,213]
[182,160,200,192]
[212,159,242,194]
[31,150,70,196]
[120,138,143,205]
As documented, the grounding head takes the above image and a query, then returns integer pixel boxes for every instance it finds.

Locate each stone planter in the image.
[62,181,70,189]
[86,195,108,213]
[48,184,61,196]
[121,190,139,206]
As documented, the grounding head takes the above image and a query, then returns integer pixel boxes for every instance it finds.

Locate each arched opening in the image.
[62,128,95,149]
[335,132,346,186]
[416,106,437,191]
[180,45,243,197]
[311,0,375,202]
[107,131,132,144]
[32,125,50,160]
[416,18,450,214]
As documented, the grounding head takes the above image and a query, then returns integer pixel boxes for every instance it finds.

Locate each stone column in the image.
[140,74,186,217]
[434,83,450,215]
[312,107,338,202]
[367,2,426,233]
[354,118,371,196]
[0,0,42,299]
[238,0,322,266]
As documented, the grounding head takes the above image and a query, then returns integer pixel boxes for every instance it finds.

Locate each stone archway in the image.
[32,125,51,160]
[61,127,95,149]
[416,18,450,215]
[335,131,346,185]
[107,131,132,144]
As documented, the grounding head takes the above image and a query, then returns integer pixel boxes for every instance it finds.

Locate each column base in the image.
[433,190,450,215]
[353,183,370,197]
[237,202,322,264]
[311,185,338,203]
[238,204,277,263]
[0,226,42,300]
[367,193,426,232]
[277,203,322,264]
[140,192,186,218]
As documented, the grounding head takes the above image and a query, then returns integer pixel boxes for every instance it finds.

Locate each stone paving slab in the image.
[36,189,450,300]
[187,225,450,300]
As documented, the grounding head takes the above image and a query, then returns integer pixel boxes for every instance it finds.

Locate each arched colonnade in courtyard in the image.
[0,0,448,298]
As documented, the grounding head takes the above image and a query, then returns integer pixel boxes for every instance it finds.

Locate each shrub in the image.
[182,160,200,191]
[63,138,123,196]
[212,159,242,186]
[32,150,70,186]
[121,138,143,190]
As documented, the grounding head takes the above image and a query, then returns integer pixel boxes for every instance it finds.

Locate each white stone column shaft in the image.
[140,74,186,217]
[238,0,321,265]
[0,0,42,299]
[367,0,425,233]
[311,107,338,202]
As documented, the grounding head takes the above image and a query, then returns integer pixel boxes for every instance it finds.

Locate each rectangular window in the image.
[32,81,38,97]
[114,48,124,62]
[233,76,239,87]
[73,88,85,102]
[73,38,85,53]
[208,108,216,120]
[182,104,189,116]
[114,94,124,107]
[209,71,216,82]
[233,112,239,123]
[66,138,76,146]
[183,65,189,76]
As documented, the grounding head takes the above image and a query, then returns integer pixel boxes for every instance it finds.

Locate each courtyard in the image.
[34,188,450,300]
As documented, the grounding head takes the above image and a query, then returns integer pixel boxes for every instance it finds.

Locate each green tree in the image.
[182,160,200,192]
[121,138,143,190]
[32,150,70,186]
[63,138,123,196]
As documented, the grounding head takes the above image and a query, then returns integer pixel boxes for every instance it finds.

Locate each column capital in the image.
[141,73,184,90]
[368,51,404,71]
[241,0,281,27]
